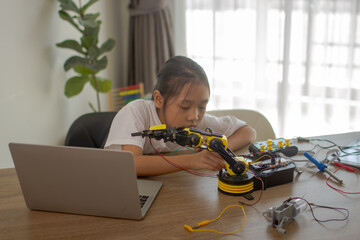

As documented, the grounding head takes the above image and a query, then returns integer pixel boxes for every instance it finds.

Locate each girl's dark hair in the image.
[153,56,210,106]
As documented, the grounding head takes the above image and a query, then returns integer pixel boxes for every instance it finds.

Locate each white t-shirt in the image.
[104,99,246,154]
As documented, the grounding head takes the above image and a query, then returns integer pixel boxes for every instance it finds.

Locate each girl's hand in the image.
[188,150,226,171]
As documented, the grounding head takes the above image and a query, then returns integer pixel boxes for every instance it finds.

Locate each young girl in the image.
[105,56,256,176]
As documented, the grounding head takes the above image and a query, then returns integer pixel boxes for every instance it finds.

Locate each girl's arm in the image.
[227,125,256,151]
[122,145,226,177]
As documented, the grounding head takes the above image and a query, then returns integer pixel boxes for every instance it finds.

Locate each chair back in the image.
[65,112,117,148]
[207,109,276,141]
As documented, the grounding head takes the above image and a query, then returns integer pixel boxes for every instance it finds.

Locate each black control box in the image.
[252,163,295,191]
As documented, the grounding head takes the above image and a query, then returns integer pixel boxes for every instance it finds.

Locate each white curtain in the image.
[185,0,360,137]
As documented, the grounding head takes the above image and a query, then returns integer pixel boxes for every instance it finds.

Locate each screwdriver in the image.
[304,152,344,185]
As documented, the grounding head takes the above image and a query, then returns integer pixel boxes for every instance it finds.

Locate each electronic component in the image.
[264,198,307,234]
[264,197,350,234]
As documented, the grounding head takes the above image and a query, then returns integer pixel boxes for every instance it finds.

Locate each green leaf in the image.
[64,76,89,97]
[56,40,85,54]
[90,77,112,93]
[64,56,89,71]
[78,13,100,28]
[99,38,116,56]
[81,35,96,50]
[73,65,93,75]
[82,24,100,45]
[58,10,82,32]
[85,21,101,35]
[88,45,100,59]
[58,0,79,13]
[89,56,107,72]
[81,0,99,15]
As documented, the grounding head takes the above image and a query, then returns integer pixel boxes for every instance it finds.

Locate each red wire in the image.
[239,172,264,206]
[291,197,350,223]
[333,162,360,173]
[326,167,360,194]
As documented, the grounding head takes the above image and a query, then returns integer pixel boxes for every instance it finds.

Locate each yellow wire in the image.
[184,205,247,235]
[252,154,273,163]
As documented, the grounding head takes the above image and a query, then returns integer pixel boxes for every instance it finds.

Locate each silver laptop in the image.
[8,143,162,220]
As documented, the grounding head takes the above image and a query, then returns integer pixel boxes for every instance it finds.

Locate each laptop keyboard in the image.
[139,195,149,208]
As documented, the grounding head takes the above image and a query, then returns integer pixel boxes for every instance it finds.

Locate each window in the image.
[185,0,360,137]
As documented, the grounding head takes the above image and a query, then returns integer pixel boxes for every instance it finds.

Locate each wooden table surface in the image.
[1,132,360,240]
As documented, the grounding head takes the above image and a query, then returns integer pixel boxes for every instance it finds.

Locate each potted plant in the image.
[56,0,116,112]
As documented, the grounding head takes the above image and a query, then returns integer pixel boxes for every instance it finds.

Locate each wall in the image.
[0,0,124,169]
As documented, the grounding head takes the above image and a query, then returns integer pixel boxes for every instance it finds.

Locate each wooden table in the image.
[1,132,360,240]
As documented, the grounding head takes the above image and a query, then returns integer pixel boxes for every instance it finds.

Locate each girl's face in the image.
[155,83,209,128]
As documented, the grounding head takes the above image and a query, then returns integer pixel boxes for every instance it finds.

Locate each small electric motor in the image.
[264,198,307,234]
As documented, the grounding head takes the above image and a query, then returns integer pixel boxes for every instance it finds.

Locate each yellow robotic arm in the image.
[131,125,247,175]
